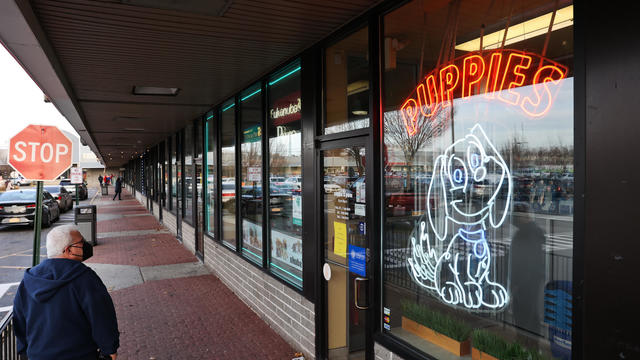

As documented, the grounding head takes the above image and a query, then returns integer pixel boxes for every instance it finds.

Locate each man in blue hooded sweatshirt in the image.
[13,225,119,360]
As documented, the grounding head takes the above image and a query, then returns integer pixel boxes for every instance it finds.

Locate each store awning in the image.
[0,0,379,166]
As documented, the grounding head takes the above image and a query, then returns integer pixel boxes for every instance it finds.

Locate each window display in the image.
[240,83,263,264]
[382,1,574,359]
[184,123,194,224]
[205,112,216,238]
[221,99,237,250]
[268,61,303,288]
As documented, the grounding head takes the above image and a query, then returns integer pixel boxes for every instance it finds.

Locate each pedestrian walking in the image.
[98,174,103,186]
[113,176,122,200]
[13,225,119,360]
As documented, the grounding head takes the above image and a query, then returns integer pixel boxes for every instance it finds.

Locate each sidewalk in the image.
[87,189,297,360]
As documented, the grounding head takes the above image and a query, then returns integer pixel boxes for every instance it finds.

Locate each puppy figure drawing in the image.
[408,123,512,311]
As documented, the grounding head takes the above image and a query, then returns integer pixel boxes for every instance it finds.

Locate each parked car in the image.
[44,185,74,212]
[0,189,60,227]
[59,179,88,200]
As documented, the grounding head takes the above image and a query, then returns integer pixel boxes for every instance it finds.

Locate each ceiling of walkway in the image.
[27,0,380,166]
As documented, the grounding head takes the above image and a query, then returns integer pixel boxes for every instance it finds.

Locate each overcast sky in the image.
[0,44,78,146]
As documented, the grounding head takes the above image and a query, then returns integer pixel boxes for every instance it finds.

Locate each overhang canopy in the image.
[0,0,380,166]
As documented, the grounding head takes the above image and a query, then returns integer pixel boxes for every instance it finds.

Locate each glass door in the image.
[321,139,370,360]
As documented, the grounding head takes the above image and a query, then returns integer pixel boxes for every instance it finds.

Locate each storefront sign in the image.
[271,229,303,271]
[333,221,347,258]
[243,125,261,143]
[242,219,262,256]
[247,167,261,182]
[400,49,568,136]
[407,124,511,311]
[292,195,302,226]
[348,244,366,276]
[270,91,301,126]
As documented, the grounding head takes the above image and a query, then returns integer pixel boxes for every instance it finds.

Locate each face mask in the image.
[68,239,93,261]
[82,241,93,261]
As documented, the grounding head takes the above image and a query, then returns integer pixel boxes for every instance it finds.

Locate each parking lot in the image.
[0,187,97,317]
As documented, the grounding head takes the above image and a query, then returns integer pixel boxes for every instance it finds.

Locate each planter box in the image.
[401,316,471,356]
[472,348,500,360]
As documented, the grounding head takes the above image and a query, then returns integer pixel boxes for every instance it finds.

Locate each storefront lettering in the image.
[270,97,301,123]
[407,124,512,311]
[276,125,298,137]
[401,49,568,136]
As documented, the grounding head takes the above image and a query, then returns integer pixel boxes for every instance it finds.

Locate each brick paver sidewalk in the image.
[88,188,297,360]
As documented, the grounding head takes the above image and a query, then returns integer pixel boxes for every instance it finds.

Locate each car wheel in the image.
[54,208,60,222]
[41,211,51,228]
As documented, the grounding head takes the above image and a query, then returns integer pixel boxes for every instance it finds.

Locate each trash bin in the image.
[75,205,97,246]
[101,184,109,195]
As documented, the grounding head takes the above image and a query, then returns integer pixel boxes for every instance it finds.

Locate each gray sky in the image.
[0,44,77,146]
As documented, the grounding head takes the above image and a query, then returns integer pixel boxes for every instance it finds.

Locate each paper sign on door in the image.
[333,221,347,258]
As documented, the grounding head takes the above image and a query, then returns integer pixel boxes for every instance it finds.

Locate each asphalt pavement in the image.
[0,188,98,317]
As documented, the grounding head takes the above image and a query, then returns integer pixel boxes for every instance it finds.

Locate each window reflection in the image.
[184,123,194,224]
[268,61,303,288]
[206,114,216,237]
[324,27,370,134]
[240,84,263,264]
[221,100,237,250]
[382,1,574,359]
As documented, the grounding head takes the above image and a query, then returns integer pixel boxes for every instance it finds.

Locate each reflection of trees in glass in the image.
[384,109,448,185]
[241,142,261,168]
[500,133,574,170]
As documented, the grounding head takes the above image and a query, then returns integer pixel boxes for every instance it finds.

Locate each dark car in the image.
[0,189,60,227]
[60,179,88,200]
[44,185,74,212]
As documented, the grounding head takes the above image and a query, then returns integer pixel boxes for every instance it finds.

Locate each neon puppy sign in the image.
[401,49,568,136]
[408,124,511,311]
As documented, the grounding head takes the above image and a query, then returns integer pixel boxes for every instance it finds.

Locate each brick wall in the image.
[374,343,405,360]
[132,192,316,359]
[204,239,316,359]
[182,221,196,254]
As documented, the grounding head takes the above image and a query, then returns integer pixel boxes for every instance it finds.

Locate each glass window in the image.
[240,83,264,264]
[268,61,303,288]
[382,1,574,359]
[205,112,216,238]
[184,123,194,224]
[221,99,237,250]
[164,138,170,210]
[171,135,178,214]
[324,27,370,134]
[195,118,204,251]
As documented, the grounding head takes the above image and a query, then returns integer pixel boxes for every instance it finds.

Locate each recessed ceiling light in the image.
[132,86,180,96]
[123,128,146,132]
[114,116,144,122]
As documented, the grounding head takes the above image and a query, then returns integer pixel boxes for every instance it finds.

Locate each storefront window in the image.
[268,61,303,288]
[324,27,370,134]
[221,99,237,250]
[170,135,177,214]
[240,83,264,264]
[382,1,574,359]
[205,112,216,238]
[163,140,169,209]
[184,123,194,224]
[195,118,204,253]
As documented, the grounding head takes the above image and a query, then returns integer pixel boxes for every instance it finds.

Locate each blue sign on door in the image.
[348,244,366,276]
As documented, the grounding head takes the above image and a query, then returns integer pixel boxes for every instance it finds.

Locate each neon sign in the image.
[407,124,512,311]
[401,49,568,136]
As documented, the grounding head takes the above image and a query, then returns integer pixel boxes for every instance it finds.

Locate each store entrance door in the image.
[320,138,371,360]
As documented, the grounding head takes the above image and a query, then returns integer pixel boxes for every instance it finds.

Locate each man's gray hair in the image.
[46,225,80,257]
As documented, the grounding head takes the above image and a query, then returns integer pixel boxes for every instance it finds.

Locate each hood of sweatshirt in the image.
[22,258,89,302]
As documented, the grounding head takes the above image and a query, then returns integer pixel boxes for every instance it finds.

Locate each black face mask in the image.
[81,241,93,261]
[69,239,93,261]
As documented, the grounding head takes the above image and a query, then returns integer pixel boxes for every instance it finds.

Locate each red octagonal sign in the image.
[8,125,73,181]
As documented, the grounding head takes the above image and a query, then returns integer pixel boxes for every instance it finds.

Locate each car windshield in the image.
[44,186,61,193]
[0,190,36,201]
[60,180,72,185]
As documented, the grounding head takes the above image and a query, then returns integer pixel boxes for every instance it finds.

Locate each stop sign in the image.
[8,125,73,181]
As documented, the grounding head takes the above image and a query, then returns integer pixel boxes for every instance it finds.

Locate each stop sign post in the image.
[8,125,74,266]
